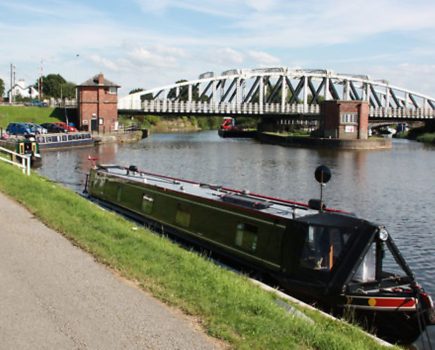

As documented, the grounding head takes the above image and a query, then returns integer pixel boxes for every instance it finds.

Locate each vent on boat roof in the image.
[128,165,138,173]
[221,194,271,210]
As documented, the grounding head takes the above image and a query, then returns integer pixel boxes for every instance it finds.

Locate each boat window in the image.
[235,223,258,252]
[62,135,67,141]
[352,234,409,284]
[353,243,376,282]
[300,225,352,271]
[382,243,408,278]
[141,194,154,214]
[175,204,191,228]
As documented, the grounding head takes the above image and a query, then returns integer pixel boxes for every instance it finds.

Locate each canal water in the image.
[37,131,435,296]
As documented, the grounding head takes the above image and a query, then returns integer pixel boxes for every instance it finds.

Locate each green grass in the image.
[416,132,435,144]
[0,162,395,350]
[0,105,65,128]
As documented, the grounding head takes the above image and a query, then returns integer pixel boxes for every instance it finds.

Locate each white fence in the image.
[0,147,31,175]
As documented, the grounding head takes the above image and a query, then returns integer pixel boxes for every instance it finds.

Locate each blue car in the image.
[24,123,48,134]
[6,123,34,136]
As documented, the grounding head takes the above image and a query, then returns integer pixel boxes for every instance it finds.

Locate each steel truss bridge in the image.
[119,68,435,120]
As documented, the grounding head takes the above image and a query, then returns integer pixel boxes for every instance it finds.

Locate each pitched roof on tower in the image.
[78,73,120,88]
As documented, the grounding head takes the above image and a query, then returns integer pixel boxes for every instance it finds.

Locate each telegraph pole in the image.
[39,59,44,101]
[9,63,15,104]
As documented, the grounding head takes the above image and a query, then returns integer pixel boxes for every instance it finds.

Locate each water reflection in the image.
[37,131,435,296]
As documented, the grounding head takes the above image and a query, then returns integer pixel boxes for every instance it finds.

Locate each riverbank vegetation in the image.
[406,122,435,145]
[0,162,394,350]
[415,132,435,144]
[118,114,259,132]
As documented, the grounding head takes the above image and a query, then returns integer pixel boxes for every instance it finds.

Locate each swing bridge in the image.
[118,68,435,122]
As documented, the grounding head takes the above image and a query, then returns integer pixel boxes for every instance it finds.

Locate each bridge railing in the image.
[369,107,435,119]
[122,99,435,119]
[140,100,322,115]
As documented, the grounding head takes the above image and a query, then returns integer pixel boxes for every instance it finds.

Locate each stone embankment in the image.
[94,129,148,144]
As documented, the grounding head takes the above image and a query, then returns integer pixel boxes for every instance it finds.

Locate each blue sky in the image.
[1,0,435,97]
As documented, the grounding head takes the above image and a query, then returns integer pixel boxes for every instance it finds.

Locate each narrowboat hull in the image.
[218,129,257,138]
[85,164,435,345]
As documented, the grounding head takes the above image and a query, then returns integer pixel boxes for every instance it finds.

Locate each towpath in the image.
[0,191,224,350]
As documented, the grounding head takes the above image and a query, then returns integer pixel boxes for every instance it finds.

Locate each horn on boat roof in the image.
[313,165,332,212]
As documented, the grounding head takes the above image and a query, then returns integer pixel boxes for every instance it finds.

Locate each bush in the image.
[416,133,435,144]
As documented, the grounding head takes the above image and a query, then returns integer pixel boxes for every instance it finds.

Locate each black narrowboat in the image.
[85,164,435,345]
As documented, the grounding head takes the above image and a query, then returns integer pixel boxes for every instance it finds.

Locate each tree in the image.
[0,78,4,98]
[167,80,200,101]
[60,82,76,99]
[37,74,76,99]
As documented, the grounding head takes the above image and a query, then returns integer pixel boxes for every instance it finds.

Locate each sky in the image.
[1,0,435,97]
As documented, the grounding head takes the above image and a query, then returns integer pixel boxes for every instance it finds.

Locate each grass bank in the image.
[407,122,435,145]
[0,162,393,349]
[416,132,435,144]
[0,105,65,128]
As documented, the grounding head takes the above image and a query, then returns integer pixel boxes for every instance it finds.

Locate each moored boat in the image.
[0,136,41,167]
[85,164,435,345]
[218,128,257,138]
[218,116,256,138]
[36,132,94,150]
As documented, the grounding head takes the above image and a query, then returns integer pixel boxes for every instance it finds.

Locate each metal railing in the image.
[0,147,31,175]
[136,100,435,119]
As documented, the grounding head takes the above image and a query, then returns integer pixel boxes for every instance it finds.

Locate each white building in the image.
[11,79,39,99]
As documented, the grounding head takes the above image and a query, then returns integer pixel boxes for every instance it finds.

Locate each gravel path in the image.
[0,191,224,350]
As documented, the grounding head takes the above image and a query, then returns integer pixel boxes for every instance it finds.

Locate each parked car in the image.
[40,123,67,133]
[24,100,48,107]
[25,123,47,134]
[6,122,34,136]
[53,121,78,132]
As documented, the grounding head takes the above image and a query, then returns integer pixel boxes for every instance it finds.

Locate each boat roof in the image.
[95,164,346,221]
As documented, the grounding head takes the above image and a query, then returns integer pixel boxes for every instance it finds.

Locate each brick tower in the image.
[77,73,120,132]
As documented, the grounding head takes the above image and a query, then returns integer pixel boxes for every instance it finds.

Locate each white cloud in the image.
[211,48,244,66]
[88,55,120,72]
[127,45,187,69]
[135,0,171,14]
[366,63,435,96]
[135,0,241,17]
[244,0,278,11]
[247,51,280,66]
[0,1,105,22]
